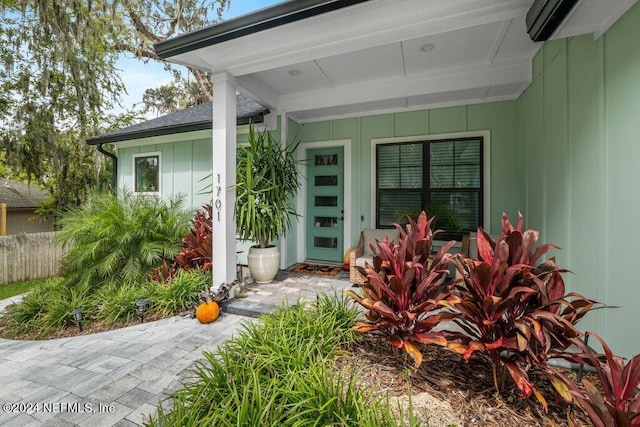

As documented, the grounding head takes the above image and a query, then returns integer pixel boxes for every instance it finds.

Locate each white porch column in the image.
[211,73,237,288]
[279,112,288,269]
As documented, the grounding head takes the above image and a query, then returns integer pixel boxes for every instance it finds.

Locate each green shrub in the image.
[2,279,95,337]
[97,282,149,324]
[148,294,416,426]
[56,190,192,290]
[148,269,211,317]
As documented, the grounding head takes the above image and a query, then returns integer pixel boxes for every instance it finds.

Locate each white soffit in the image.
[164,0,635,122]
[553,0,638,40]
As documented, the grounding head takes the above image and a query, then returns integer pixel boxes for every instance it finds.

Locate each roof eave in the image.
[86,113,265,146]
[86,121,211,145]
[154,0,370,59]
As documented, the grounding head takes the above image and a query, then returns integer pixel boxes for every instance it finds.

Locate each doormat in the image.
[290,263,341,276]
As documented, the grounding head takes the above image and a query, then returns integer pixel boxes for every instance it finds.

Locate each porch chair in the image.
[349,228,400,285]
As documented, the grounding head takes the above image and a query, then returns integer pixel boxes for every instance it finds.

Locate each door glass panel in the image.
[314,217,338,228]
[315,175,338,186]
[315,196,338,207]
[314,154,338,166]
[314,237,338,249]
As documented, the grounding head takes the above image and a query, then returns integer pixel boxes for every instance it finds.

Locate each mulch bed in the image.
[290,263,342,276]
[335,334,595,426]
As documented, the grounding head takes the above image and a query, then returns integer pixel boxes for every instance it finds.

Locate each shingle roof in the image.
[0,180,48,209]
[86,94,269,145]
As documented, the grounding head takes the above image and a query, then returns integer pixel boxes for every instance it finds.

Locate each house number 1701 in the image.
[215,174,222,222]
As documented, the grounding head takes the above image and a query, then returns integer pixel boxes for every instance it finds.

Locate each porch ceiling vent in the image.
[526,0,580,41]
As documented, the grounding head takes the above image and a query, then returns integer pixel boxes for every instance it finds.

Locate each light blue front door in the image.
[306,147,344,263]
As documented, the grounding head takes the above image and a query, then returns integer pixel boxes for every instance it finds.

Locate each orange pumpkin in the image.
[195,301,220,324]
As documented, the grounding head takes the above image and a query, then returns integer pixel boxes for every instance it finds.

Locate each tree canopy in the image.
[0,0,230,212]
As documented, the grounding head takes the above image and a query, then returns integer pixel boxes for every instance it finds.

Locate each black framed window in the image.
[376,137,483,240]
[134,155,160,193]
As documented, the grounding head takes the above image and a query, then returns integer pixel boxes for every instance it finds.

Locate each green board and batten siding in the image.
[517,2,640,358]
[297,101,523,247]
[118,137,213,209]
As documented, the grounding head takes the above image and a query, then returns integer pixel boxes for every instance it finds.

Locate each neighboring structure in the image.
[0,179,53,235]
[89,0,640,358]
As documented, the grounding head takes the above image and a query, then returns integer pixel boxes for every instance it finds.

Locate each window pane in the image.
[430,141,454,166]
[314,217,338,228]
[378,145,400,189]
[430,140,481,189]
[378,168,400,189]
[314,237,338,249]
[401,166,423,188]
[135,156,159,193]
[378,191,422,227]
[455,163,480,187]
[430,191,479,233]
[400,144,423,167]
[314,154,338,166]
[378,143,423,189]
[430,166,454,188]
[454,140,481,188]
[315,175,338,186]
[378,145,399,167]
[315,196,338,207]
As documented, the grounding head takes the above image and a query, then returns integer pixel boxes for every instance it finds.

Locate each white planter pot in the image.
[247,246,280,284]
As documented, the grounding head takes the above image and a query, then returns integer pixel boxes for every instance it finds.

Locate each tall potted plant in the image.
[235,124,300,283]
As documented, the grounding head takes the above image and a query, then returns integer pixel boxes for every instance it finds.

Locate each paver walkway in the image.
[0,271,352,426]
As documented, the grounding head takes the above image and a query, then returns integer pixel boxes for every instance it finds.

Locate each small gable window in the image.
[134,153,161,195]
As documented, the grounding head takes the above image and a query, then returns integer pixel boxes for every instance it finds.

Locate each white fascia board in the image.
[166,0,531,75]
[281,61,531,113]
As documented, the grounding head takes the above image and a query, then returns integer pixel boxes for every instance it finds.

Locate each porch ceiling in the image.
[162,0,635,123]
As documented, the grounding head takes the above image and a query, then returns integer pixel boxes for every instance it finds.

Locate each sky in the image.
[117,0,282,117]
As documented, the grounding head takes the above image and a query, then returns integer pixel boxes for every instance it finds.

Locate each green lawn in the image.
[0,277,60,301]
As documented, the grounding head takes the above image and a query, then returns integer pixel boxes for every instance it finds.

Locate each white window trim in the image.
[370,130,491,233]
[133,151,162,196]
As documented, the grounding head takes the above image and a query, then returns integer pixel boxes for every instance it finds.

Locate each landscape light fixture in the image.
[136,299,149,322]
[71,308,84,331]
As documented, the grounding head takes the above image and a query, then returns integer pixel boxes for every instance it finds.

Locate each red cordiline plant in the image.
[345,212,457,368]
[551,333,640,427]
[444,212,598,410]
[149,260,180,283]
[151,205,213,283]
[176,204,213,271]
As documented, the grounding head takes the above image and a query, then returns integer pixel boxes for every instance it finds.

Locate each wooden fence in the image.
[0,232,67,285]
